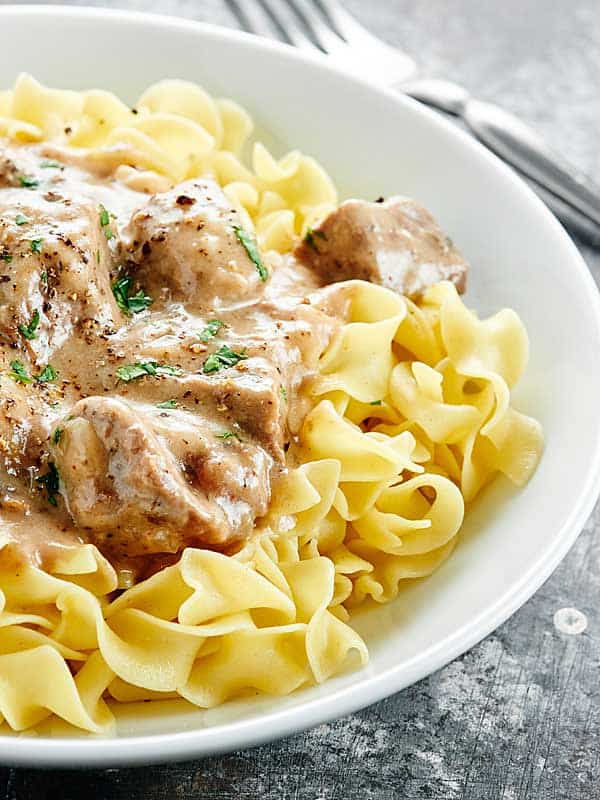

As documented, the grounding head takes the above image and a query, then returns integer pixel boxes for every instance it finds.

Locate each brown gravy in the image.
[0,141,338,582]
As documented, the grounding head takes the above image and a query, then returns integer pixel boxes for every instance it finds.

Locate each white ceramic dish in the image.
[0,4,599,769]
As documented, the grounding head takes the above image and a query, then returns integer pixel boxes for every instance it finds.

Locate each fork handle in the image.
[402,78,600,229]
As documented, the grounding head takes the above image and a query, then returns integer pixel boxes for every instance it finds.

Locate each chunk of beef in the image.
[121,179,267,308]
[52,396,272,555]
[149,400,272,536]
[158,362,287,462]
[295,197,468,298]
[0,162,123,364]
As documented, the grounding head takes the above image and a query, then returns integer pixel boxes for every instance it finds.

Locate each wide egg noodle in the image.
[0,76,543,734]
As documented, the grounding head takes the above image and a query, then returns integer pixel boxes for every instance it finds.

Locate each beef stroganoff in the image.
[0,75,543,734]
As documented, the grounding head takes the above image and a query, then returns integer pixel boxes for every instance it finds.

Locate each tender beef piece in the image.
[149,401,273,535]
[101,297,337,460]
[156,362,287,462]
[52,396,273,556]
[295,197,468,298]
[120,179,266,308]
[0,181,122,366]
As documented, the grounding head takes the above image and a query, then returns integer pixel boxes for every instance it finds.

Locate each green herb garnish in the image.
[8,360,33,384]
[99,205,111,227]
[279,385,288,402]
[1,254,12,263]
[18,309,40,340]
[19,175,39,189]
[202,345,248,375]
[99,204,115,240]
[157,399,177,410]
[30,238,43,254]
[304,227,327,250]
[37,364,57,383]
[125,290,151,312]
[116,360,182,383]
[304,228,316,249]
[215,430,242,442]
[233,225,268,281]
[37,462,60,506]
[8,358,56,384]
[111,275,152,315]
[53,428,63,444]
[15,213,29,226]
[40,271,47,283]
[40,159,60,169]
[199,319,225,343]
[369,400,383,406]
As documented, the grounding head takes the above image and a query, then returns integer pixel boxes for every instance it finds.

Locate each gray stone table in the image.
[0,1,599,797]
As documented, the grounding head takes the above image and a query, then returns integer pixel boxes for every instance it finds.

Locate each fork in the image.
[229,0,600,245]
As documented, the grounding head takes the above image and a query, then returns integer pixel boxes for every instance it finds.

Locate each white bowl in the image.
[1,4,599,769]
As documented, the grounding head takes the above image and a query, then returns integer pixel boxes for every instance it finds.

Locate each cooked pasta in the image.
[0,76,543,734]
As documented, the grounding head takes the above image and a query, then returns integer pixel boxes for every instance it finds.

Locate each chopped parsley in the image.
[8,361,55,385]
[40,271,47,283]
[18,309,40,340]
[304,227,327,250]
[8,360,33,385]
[30,238,44,254]
[304,228,317,249]
[96,250,101,264]
[202,345,248,375]
[279,385,288,402]
[199,319,225,343]
[99,204,115,240]
[37,462,60,506]
[99,205,111,227]
[15,213,29,226]
[52,427,63,444]
[216,430,242,442]
[19,175,39,189]
[37,364,57,383]
[1,254,12,263]
[40,159,61,169]
[111,275,153,315]
[116,360,182,383]
[369,400,383,406]
[233,225,268,282]
[157,399,177,410]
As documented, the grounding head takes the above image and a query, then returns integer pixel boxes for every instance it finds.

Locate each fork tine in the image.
[256,0,319,51]
[285,0,346,54]
[311,0,417,81]
[315,0,382,43]
[225,0,275,38]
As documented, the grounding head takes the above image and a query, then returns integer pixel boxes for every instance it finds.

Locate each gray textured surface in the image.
[0,1,599,797]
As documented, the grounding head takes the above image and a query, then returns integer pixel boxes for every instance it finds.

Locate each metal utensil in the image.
[229,0,600,244]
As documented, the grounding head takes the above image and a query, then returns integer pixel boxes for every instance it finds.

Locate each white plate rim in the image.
[0,3,599,768]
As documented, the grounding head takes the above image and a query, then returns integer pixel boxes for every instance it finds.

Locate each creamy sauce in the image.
[0,141,464,584]
[0,141,338,581]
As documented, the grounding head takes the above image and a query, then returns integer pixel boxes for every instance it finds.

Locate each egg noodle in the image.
[0,76,543,734]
